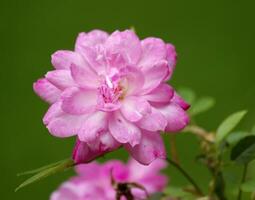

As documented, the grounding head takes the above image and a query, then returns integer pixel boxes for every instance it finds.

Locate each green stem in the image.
[169,135,179,164]
[237,164,248,200]
[166,158,203,196]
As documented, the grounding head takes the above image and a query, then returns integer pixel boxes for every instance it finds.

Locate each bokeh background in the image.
[1,0,255,199]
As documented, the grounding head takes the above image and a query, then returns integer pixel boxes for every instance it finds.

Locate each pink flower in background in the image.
[34,29,189,165]
[50,158,167,200]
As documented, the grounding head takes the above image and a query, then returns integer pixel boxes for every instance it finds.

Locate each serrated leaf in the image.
[216,110,247,144]
[177,87,196,104]
[189,97,215,116]
[227,131,254,145]
[241,179,255,192]
[231,136,255,164]
[15,158,74,191]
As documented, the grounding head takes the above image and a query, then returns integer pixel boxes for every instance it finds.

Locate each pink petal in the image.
[75,30,109,74]
[98,131,121,152]
[75,30,109,51]
[136,107,167,132]
[171,91,190,110]
[70,63,99,89]
[128,158,168,193]
[144,84,174,103]
[45,70,75,90]
[47,113,88,137]
[50,185,79,200]
[76,46,107,74]
[128,158,167,180]
[61,87,97,115]
[109,111,141,147]
[43,101,62,124]
[121,97,151,122]
[33,78,61,104]
[105,30,142,64]
[125,131,166,165]
[157,103,190,132]
[75,162,102,178]
[141,60,171,94]
[51,50,85,70]
[103,161,129,182]
[139,37,167,69]
[124,66,145,96]
[72,134,120,164]
[166,43,177,69]
[78,111,107,142]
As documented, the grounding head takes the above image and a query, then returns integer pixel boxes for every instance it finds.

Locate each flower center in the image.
[97,75,124,111]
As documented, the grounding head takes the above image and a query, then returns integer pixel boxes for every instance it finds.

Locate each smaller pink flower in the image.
[50,158,168,200]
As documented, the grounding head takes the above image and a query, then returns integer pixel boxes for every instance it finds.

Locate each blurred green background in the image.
[1,0,255,199]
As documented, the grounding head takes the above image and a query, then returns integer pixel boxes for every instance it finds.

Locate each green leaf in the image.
[230,136,255,164]
[17,159,69,176]
[226,131,254,145]
[252,125,255,134]
[164,186,194,199]
[216,110,247,144]
[189,97,215,116]
[177,87,196,104]
[15,158,74,192]
[241,179,255,192]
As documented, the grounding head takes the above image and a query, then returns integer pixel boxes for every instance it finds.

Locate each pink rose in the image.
[34,30,189,165]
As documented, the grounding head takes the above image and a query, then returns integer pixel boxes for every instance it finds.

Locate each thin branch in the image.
[166,158,204,196]
[183,125,215,143]
[237,164,248,200]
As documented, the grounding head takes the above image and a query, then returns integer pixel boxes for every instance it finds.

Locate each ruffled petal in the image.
[61,87,97,115]
[166,43,177,69]
[105,30,142,64]
[45,70,75,90]
[139,37,167,69]
[157,103,190,132]
[33,78,61,104]
[78,111,108,142]
[75,30,109,74]
[124,66,145,96]
[121,97,151,122]
[43,101,62,124]
[141,60,171,94]
[143,84,174,103]
[51,50,85,70]
[109,111,141,147]
[70,63,99,89]
[75,30,109,51]
[136,107,167,132]
[47,113,88,138]
[125,131,166,165]
[171,91,190,110]
[72,133,120,164]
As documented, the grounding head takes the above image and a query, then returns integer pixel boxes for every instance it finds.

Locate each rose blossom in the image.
[50,158,167,200]
[34,29,189,165]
